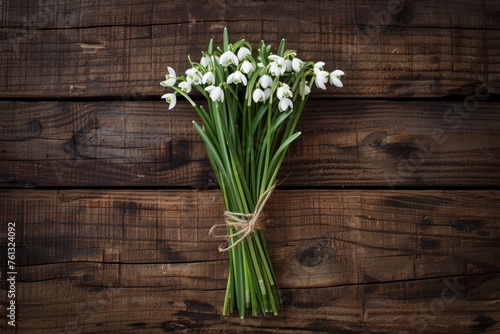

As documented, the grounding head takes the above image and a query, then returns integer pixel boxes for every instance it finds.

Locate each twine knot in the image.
[209,184,275,252]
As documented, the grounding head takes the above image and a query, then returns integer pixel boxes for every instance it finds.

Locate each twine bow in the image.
[209,184,276,252]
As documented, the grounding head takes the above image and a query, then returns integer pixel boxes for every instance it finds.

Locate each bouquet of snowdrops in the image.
[161,28,343,318]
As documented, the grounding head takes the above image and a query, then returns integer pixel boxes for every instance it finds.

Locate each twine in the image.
[209,184,276,252]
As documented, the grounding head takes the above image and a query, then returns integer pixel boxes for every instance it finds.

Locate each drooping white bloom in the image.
[268,55,286,76]
[178,81,192,93]
[258,74,273,89]
[314,61,325,71]
[202,72,215,85]
[278,97,293,112]
[241,60,255,74]
[285,59,293,72]
[161,93,177,110]
[277,83,293,100]
[314,68,329,90]
[292,58,304,73]
[253,88,266,103]
[205,85,224,102]
[237,47,251,61]
[299,81,311,96]
[185,68,202,85]
[264,88,271,100]
[329,70,345,88]
[200,55,211,68]
[227,71,247,86]
[161,67,177,87]
[219,51,239,67]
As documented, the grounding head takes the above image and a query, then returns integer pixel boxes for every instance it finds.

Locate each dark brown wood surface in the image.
[1,0,499,333]
[1,100,499,188]
[0,189,499,333]
[1,1,499,99]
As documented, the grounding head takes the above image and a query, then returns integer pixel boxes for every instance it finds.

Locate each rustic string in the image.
[209,184,276,252]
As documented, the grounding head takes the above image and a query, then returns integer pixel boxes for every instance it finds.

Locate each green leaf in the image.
[268,132,301,184]
[277,38,286,57]
[223,27,229,52]
[208,38,213,54]
[271,109,292,133]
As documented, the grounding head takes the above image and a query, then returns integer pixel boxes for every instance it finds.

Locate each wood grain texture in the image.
[0,189,499,333]
[1,100,499,188]
[1,1,499,333]
[1,0,499,98]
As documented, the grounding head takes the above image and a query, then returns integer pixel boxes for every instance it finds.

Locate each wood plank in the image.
[1,100,499,188]
[2,0,498,29]
[2,276,497,333]
[1,1,499,98]
[1,189,498,280]
[0,189,499,332]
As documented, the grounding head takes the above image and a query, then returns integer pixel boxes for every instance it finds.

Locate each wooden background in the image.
[1,1,499,333]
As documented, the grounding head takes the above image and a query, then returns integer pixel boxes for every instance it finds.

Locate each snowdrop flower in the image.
[241,60,255,74]
[178,81,192,93]
[186,68,202,85]
[268,55,286,76]
[314,69,329,90]
[258,75,273,89]
[237,47,251,61]
[200,55,211,68]
[227,71,247,86]
[292,58,304,73]
[161,67,176,87]
[264,88,271,100]
[253,88,266,103]
[329,70,345,88]
[299,82,311,96]
[278,97,293,112]
[277,83,293,100]
[285,59,293,72]
[202,72,215,85]
[161,93,177,110]
[314,61,325,71]
[219,51,239,67]
[205,85,224,102]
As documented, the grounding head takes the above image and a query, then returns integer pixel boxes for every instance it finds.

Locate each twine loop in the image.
[209,184,275,252]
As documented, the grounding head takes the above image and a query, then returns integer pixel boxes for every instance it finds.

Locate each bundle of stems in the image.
[161,28,343,318]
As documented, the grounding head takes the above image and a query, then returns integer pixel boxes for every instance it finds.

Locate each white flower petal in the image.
[259,75,273,89]
[237,47,251,61]
[206,86,224,102]
[167,67,176,78]
[314,70,329,90]
[264,88,271,100]
[202,72,215,85]
[278,97,293,112]
[200,56,210,68]
[205,85,216,92]
[330,78,343,88]
[292,58,303,73]
[253,88,265,103]
[161,93,177,110]
[241,60,255,74]
[330,70,345,87]
[314,61,325,71]
[299,82,311,96]
[178,81,192,93]
[219,51,239,67]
